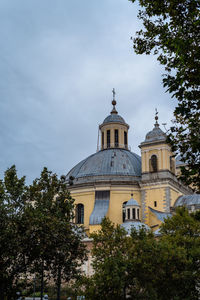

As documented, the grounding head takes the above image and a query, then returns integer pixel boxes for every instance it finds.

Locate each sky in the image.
[0,0,176,184]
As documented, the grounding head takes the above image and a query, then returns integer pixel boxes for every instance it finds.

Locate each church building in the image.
[66,91,194,235]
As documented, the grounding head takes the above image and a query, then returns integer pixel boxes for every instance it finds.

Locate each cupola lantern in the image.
[99,89,129,150]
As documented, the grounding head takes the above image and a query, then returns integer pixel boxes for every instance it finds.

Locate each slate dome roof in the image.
[174,194,200,207]
[103,114,126,125]
[145,124,166,143]
[175,155,186,167]
[154,228,161,237]
[121,221,150,235]
[66,148,141,184]
[125,198,140,207]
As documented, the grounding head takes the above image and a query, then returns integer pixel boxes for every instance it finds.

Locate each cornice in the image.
[141,145,171,152]
[139,177,192,194]
[68,179,140,191]
[99,122,129,130]
[139,140,168,148]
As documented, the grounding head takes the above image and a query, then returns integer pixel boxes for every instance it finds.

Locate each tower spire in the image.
[111,88,118,114]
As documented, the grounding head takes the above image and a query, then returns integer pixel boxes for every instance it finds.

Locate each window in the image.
[151,155,158,172]
[124,131,127,148]
[76,204,84,224]
[132,208,136,220]
[115,129,119,147]
[154,201,157,207]
[95,190,110,200]
[102,132,104,149]
[170,156,175,173]
[122,201,127,222]
[107,130,110,148]
[127,208,130,220]
[90,191,110,225]
[137,209,139,220]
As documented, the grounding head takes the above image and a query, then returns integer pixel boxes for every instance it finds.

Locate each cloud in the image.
[0,0,176,183]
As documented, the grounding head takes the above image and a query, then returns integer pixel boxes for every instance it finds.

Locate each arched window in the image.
[122,201,127,222]
[76,204,84,224]
[115,129,119,147]
[151,155,158,172]
[132,208,136,220]
[124,131,127,149]
[107,130,110,148]
[102,132,104,149]
[137,208,140,220]
[170,156,175,173]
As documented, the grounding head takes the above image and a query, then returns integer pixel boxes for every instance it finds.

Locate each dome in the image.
[174,194,200,207]
[149,207,171,222]
[176,155,186,167]
[103,114,126,125]
[154,228,161,237]
[66,148,141,184]
[125,198,140,207]
[145,124,166,143]
[121,221,150,235]
[101,92,127,125]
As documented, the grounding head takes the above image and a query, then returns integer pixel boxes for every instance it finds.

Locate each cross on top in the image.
[155,108,158,116]
[155,108,159,124]
[111,88,117,114]
[112,88,116,100]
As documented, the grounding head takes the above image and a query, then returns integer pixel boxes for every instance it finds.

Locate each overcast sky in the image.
[0,0,176,183]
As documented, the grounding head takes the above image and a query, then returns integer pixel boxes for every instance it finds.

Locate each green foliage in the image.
[129,209,200,299]
[0,166,87,300]
[130,0,200,191]
[84,218,131,300]
[0,166,27,300]
[21,167,87,299]
[85,212,200,299]
[159,208,200,299]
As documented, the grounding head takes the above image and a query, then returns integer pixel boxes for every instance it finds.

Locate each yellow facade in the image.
[99,123,129,150]
[108,188,140,224]
[141,144,175,173]
[67,97,192,234]
[148,209,163,230]
[71,188,95,233]
[71,186,141,234]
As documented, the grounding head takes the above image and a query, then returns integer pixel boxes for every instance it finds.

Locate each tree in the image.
[20,167,87,300]
[84,212,200,299]
[129,0,200,191]
[159,207,200,299]
[84,218,131,300]
[0,166,87,300]
[0,166,27,300]
[128,209,200,299]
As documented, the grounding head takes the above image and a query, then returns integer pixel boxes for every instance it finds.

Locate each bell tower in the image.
[139,110,178,223]
[99,89,129,150]
[139,110,175,179]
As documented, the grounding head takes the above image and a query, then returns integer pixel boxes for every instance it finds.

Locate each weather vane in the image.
[162,123,168,132]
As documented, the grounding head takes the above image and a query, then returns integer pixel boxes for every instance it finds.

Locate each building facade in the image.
[66,93,193,234]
